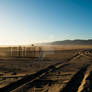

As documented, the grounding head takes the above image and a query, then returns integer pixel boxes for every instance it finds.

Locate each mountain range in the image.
[37,39,92,45]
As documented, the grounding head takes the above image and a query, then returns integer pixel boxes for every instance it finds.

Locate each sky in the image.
[0,0,92,45]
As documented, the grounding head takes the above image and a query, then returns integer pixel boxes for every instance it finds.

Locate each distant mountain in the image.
[37,39,92,45]
[50,39,92,45]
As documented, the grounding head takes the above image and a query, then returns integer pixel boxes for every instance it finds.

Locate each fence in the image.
[0,46,55,59]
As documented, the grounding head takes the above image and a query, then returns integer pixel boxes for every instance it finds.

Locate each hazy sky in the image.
[0,0,92,45]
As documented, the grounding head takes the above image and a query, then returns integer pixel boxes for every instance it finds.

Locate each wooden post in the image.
[24,46,26,57]
[32,44,35,58]
[18,46,21,57]
[10,47,13,57]
[39,47,42,60]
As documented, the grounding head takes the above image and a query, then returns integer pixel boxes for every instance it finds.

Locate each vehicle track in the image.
[80,70,92,92]
[11,50,92,92]
[0,53,80,92]
[82,50,92,57]
[60,64,90,92]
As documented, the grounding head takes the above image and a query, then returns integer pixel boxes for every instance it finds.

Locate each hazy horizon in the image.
[0,0,92,45]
